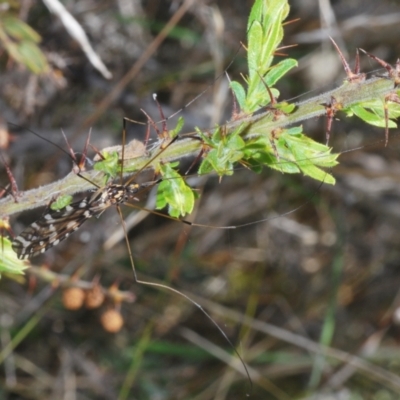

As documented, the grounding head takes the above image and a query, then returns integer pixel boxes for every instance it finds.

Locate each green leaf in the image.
[249,0,289,79]
[247,20,263,75]
[198,124,247,176]
[247,0,264,30]
[248,82,281,111]
[243,135,300,174]
[285,126,303,136]
[349,103,397,129]
[16,40,48,74]
[94,151,120,181]
[1,15,41,42]
[169,116,185,138]
[241,125,338,184]
[282,131,338,184]
[230,81,247,111]
[265,58,298,86]
[50,195,73,211]
[231,0,293,114]
[156,163,195,218]
[0,14,48,73]
[0,237,29,278]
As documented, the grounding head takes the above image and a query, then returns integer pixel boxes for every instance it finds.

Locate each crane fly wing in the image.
[11,184,139,260]
[12,197,98,260]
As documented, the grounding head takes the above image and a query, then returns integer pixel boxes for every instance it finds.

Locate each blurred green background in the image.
[2,0,400,399]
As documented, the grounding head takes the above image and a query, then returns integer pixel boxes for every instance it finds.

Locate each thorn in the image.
[354,48,361,75]
[329,37,365,83]
[141,107,164,144]
[360,49,400,145]
[225,72,241,121]
[79,128,92,170]
[270,129,281,163]
[253,72,288,161]
[141,96,171,148]
[0,153,20,202]
[256,71,286,121]
[383,93,400,146]
[264,79,277,107]
[274,43,298,57]
[384,102,389,147]
[360,48,391,71]
[144,117,152,147]
[90,143,105,161]
[359,49,400,86]
[60,129,92,173]
[323,96,342,145]
[256,70,276,107]
[185,146,205,175]
[61,129,77,164]
[283,17,301,26]
[152,94,169,140]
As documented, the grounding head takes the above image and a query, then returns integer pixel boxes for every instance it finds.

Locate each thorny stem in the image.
[235,76,395,136]
[0,74,397,219]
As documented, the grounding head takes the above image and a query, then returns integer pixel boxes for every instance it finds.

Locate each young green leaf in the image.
[231,0,296,114]
[0,237,29,278]
[169,116,185,138]
[347,100,399,129]
[241,125,338,184]
[281,131,338,184]
[156,163,195,218]
[94,151,120,182]
[198,125,246,176]
[50,195,73,211]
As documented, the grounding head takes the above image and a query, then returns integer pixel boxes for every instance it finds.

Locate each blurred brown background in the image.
[2,0,400,399]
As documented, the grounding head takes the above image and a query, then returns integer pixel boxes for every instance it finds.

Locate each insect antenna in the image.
[8,123,101,190]
[8,123,78,161]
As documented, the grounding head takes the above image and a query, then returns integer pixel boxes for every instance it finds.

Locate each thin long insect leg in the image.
[116,205,253,390]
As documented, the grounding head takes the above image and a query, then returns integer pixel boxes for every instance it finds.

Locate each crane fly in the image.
[10,125,178,260]
[11,180,156,260]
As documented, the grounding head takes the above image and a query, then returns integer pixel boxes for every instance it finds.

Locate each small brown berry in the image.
[62,287,85,310]
[85,285,105,309]
[100,309,124,333]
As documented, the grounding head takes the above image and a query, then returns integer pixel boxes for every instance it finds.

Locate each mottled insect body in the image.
[12,183,144,260]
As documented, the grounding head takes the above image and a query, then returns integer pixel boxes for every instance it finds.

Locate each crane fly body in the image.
[11,182,150,260]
